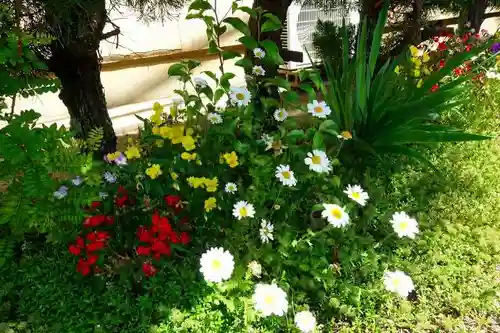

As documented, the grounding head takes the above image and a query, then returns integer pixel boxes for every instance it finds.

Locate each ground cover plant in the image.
[0,0,499,332]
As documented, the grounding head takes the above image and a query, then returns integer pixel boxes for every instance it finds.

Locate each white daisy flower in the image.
[199,247,235,283]
[207,112,223,124]
[304,150,332,174]
[307,100,331,118]
[72,176,83,186]
[229,86,252,107]
[252,65,266,76]
[344,184,369,206]
[273,108,288,122]
[193,76,208,88]
[294,310,317,333]
[99,192,108,199]
[390,212,419,239]
[383,270,415,298]
[275,165,297,187]
[233,201,256,220]
[253,283,288,317]
[248,260,262,278]
[253,48,266,59]
[321,204,349,227]
[259,220,274,243]
[225,182,238,194]
[103,171,117,184]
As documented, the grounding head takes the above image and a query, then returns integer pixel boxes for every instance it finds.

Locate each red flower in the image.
[453,67,464,76]
[180,232,191,245]
[77,258,91,276]
[115,186,129,207]
[68,244,81,256]
[164,195,181,208]
[95,231,109,241]
[137,246,152,256]
[465,44,473,52]
[86,241,105,252]
[142,262,157,277]
[76,236,84,248]
[137,226,153,243]
[87,254,99,265]
[438,42,447,51]
[83,215,106,228]
[105,216,114,225]
[439,59,445,69]
[152,239,171,256]
[170,232,180,244]
[91,201,102,209]
[430,84,439,92]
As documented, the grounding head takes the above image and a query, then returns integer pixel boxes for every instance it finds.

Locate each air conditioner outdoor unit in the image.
[282,2,360,69]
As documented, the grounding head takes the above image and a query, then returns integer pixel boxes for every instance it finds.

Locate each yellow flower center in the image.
[331,208,342,219]
[392,278,400,287]
[239,207,248,216]
[399,221,409,230]
[236,93,245,100]
[314,106,323,113]
[352,192,360,199]
[311,156,321,164]
[281,171,291,179]
[211,259,222,270]
[264,295,274,305]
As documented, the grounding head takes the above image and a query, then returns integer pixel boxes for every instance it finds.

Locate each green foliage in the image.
[301,2,491,166]
[313,20,356,73]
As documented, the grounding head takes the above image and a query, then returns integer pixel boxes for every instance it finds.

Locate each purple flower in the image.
[491,42,500,54]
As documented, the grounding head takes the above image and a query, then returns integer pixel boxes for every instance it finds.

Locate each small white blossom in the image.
[259,220,274,243]
[193,76,208,88]
[253,283,288,317]
[307,100,331,118]
[273,108,288,122]
[252,65,266,76]
[294,310,317,333]
[390,212,419,239]
[53,186,68,199]
[233,201,256,220]
[72,176,83,186]
[344,184,369,206]
[103,171,117,184]
[207,112,223,124]
[261,133,274,148]
[253,48,266,59]
[321,204,349,227]
[200,247,235,283]
[225,182,238,194]
[275,165,297,187]
[229,86,251,107]
[383,270,415,298]
[248,260,262,278]
[304,150,331,173]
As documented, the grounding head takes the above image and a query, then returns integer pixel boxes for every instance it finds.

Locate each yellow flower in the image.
[106,151,121,161]
[152,126,161,136]
[186,128,194,136]
[422,52,430,63]
[125,145,141,159]
[203,177,218,192]
[223,151,239,168]
[169,106,177,118]
[187,177,205,189]
[181,135,196,151]
[409,45,419,57]
[204,197,217,212]
[423,66,431,76]
[150,102,164,125]
[181,152,197,161]
[170,125,185,144]
[146,164,162,179]
[412,69,421,78]
[171,172,179,181]
[417,79,423,88]
[340,131,352,140]
[411,57,421,67]
[394,65,401,74]
[153,102,163,113]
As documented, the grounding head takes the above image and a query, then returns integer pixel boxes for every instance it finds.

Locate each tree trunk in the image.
[405,0,423,46]
[467,0,487,32]
[50,49,117,155]
[44,0,116,156]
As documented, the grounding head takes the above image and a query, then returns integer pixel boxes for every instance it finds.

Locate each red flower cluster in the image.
[115,186,129,207]
[83,214,114,228]
[68,231,109,276]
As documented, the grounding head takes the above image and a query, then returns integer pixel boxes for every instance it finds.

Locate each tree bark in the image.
[44,0,117,156]
[467,0,487,32]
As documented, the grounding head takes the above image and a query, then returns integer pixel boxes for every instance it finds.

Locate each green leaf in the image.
[188,0,213,11]
[374,130,490,145]
[261,18,281,33]
[260,40,284,65]
[202,71,218,82]
[237,6,258,18]
[168,63,187,77]
[235,58,253,70]
[222,50,242,60]
[223,17,251,36]
[214,88,225,103]
[286,129,306,140]
[239,36,259,50]
[299,83,316,100]
[215,25,228,37]
[312,131,325,149]
[319,120,339,137]
[220,73,235,90]
[208,40,219,54]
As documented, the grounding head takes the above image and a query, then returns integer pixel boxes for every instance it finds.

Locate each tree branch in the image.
[100,27,120,40]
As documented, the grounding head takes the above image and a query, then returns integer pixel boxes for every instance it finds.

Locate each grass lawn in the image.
[1,83,499,332]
